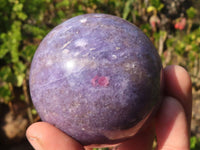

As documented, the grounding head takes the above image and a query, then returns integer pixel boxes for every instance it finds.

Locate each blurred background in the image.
[0,0,200,149]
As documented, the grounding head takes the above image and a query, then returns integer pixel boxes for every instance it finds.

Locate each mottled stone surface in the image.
[29,14,162,145]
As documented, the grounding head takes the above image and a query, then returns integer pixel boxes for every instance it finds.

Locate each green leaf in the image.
[150,0,161,8]
[13,61,26,74]
[17,12,27,20]
[12,61,26,87]
[158,3,164,11]
[56,0,70,8]
[0,33,10,58]
[0,83,11,102]
[16,74,25,87]
[57,10,66,19]
[0,66,20,85]
[187,7,197,19]
[190,136,197,149]
[13,3,23,12]
[166,38,175,48]
[23,24,47,39]
[123,0,135,20]
[10,47,19,63]
[21,45,37,62]
[0,67,12,81]
[140,23,152,37]
[0,48,9,59]
[0,21,22,63]
[147,6,155,13]
[31,108,38,115]
[9,0,17,3]
[190,136,200,150]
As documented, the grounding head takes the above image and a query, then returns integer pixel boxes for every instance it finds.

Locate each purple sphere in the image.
[29,14,162,145]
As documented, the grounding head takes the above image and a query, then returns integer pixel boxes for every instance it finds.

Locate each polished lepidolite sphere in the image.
[29,14,162,145]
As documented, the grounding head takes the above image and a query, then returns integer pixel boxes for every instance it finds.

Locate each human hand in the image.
[26,65,192,150]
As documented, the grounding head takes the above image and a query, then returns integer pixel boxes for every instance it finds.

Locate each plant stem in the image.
[22,78,33,123]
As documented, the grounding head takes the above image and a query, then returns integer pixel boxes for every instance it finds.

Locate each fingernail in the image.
[27,136,43,150]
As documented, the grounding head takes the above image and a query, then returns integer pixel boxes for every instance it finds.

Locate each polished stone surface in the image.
[29,14,162,145]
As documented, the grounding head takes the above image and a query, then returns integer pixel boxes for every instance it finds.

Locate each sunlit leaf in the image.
[147,6,155,13]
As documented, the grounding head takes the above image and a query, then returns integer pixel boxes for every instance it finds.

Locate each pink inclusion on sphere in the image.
[91,75,109,87]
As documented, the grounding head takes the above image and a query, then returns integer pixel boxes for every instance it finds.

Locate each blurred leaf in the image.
[187,7,197,19]
[140,23,151,37]
[31,108,38,115]
[17,12,27,20]
[0,48,9,59]
[16,74,25,87]
[20,94,25,101]
[56,0,70,8]
[166,38,175,48]
[12,61,26,87]
[8,0,17,3]
[13,61,26,74]
[0,21,22,63]
[10,61,26,87]
[147,6,155,13]
[150,0,161,8]
[23,24,47,39]
[157,3,164,11]
[0,33,10,58]
[190,136,200,150]
[123,0,135,20]
[149,0,163,12]
[20,45,37,62]
[0,83,11,102]
[13,3,23,12]
[191,136,197,149]
[0,67,12,82]
[160,30,167,37]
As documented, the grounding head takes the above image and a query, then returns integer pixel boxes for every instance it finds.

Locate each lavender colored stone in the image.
[29,14,162,145]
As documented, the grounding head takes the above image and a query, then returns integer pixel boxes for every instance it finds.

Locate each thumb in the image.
[155,97,190,150]
[26,122,84,150]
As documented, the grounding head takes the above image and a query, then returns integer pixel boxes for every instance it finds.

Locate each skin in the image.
[26,65,192,150]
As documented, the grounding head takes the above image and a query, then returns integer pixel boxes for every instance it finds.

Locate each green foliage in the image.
[0,83,12,103]
[190,136,200,150]
[149,0,164,12]
[187,7,197,19]
[123,0,135,20]
[150,0,161,7]
[0,21,22,60]
[21,45,37,62]
[23,24,48,39]
[140,23,152,37]
[166,27,200,68]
